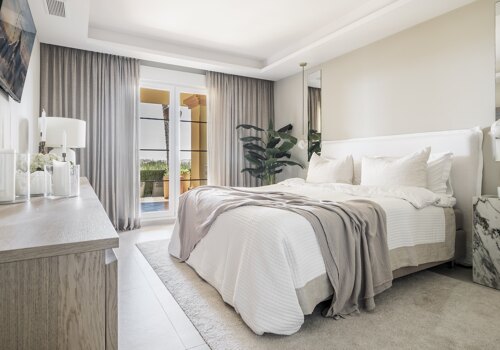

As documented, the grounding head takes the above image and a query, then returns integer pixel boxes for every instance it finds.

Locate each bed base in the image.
[392,228,465,279]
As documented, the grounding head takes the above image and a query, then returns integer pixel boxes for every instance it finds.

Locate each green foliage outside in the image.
[140,160,168,196]
[180,160,191,176]
[140,159,193,196]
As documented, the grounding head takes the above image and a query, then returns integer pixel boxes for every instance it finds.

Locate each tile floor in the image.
[117,224,208,350]
[117,224,473,350]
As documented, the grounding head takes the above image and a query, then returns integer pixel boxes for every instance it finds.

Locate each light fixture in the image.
[45,117,86,163]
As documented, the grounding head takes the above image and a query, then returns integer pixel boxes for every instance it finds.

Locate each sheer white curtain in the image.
[40,44,141,230]
[207,71,274,187]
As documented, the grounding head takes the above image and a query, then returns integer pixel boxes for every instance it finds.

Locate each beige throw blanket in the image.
[176,186,393,317]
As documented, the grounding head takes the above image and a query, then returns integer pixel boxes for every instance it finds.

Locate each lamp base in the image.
[49,148,76,163]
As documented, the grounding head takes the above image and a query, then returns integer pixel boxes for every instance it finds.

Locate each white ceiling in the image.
[29,0,475,81]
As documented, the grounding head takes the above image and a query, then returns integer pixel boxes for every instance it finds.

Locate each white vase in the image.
[15,172,29,196]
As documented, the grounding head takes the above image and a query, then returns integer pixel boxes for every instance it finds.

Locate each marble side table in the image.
[473,196,500,290]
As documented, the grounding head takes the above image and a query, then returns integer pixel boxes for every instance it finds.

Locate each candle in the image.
[0,149,16,202]
[52,160,70,196]
[62,131,67,155]
[40,109,47,142]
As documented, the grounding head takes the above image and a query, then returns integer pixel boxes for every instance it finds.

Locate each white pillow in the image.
[427,152,453,195]
[306,153,353,184]
[361,147,431,188]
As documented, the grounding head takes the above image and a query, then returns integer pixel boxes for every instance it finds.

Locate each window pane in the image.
[179,91,208,194]
[140,119,168,150]
[140,87,171,213]
[139,150,168,161]
[180,122,206,151]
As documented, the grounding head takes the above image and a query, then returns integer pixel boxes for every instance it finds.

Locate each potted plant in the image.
[180,161,191,194]
[237,121,303,185]
[30,153,59,196]
[140,160,167,197]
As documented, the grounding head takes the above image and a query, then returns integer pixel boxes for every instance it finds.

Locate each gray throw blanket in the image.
[176,186,393,317]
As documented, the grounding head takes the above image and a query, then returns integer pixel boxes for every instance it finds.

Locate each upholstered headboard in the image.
[322,127,483,265]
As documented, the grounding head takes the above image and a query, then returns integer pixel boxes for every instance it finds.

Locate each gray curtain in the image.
[206,71,274,187]
[308,87,321,131]
[40,44,140,231]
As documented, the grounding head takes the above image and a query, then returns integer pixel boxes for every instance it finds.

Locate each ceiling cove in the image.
[29,0,475,80]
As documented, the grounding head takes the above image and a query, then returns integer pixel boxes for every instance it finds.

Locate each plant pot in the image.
[181,173,190,194]
[152,181,164,197]
[140,182,145,197]
[163,176,169,199]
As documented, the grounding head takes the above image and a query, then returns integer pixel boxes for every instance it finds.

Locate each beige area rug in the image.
[137,240,500,350]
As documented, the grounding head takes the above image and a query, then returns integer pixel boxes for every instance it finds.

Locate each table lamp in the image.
[45,117,86,163]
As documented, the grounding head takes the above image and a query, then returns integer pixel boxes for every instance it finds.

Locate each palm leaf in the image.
[241,167,263,175]
[245,154,263,165]
[240,136,263,142]
[277,124,293,133]
[248,151,266,161]
[237,124,264,132]
[277,133,297,144]
[267,137,280,149]
[265,148,281,157]
[243,143,266,152]
[278,141,295,153]
[237,121,301,181]
[276,160,304,168]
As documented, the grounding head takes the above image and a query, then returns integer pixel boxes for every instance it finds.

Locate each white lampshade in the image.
[45,117,86,148]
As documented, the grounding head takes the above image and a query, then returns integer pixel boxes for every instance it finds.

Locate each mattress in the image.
[169,180,456,335]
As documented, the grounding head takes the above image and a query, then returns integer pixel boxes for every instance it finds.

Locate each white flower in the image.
[30,153,60,173]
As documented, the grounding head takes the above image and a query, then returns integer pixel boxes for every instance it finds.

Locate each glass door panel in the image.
[178,92,208,195]
[139,87,172,216]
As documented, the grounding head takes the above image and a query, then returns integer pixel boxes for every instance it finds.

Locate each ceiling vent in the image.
[45,0,66,18]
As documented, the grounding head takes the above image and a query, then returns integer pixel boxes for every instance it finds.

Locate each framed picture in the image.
[0,0,36,102]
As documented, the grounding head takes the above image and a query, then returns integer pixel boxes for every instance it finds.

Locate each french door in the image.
[139,83,207,219]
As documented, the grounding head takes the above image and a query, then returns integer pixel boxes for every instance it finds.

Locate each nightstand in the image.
[472,196,500,290]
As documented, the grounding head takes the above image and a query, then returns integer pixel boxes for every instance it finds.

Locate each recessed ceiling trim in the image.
[87,26,265,69]
[30,0,477,81]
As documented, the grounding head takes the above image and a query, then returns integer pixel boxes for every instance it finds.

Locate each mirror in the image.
[307,70,322,160]
[496,1,500,120]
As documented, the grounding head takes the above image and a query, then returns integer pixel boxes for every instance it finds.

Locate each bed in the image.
[169,127,483,335]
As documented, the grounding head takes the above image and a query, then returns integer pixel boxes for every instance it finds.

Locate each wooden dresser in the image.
[0,178,119,350]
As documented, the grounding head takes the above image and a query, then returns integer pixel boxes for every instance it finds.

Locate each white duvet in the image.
[169,179,455,335]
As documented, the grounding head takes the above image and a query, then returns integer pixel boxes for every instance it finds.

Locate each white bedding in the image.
[168,179,454,335]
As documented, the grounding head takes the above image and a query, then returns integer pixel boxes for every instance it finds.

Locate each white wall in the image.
[274,73,308,180]
[275,0,497,193]
[321,0,494,141]
[0,38,40,154]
